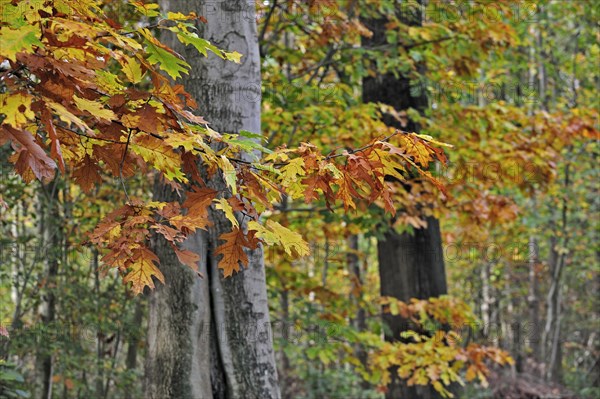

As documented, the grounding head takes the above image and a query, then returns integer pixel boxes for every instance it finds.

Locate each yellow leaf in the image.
[73,95,116,122]
[214,197,239,228]
[220,155,237,194]
[120,55,143,84]
[413,133,453,148]
[280,157,306,185]
[0,25,43,61]
[226,51,243,64]
[248,220,309,258]
[46,99,94,134]
[129,134,187,182]
[0,92,35,127]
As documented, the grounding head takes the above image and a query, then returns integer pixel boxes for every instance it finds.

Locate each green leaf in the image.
[145,39,189,79]
[222,132,273,156]
[176,30,242,64]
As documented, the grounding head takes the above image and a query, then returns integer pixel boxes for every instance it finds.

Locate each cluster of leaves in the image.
[0,0,450,293]
[370,296,513,397]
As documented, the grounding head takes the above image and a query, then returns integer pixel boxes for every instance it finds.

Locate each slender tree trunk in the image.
[347,234,368,390]
[542,159,570,383]
[145,2,279,398]
[528,235,541,364]
[362,2,449,397]
[35,178,62,399]
[481,263,491,340]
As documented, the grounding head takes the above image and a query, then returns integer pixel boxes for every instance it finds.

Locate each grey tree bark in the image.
[145,2,279,398]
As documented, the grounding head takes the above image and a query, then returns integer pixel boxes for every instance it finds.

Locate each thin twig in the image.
[324,129,405,160]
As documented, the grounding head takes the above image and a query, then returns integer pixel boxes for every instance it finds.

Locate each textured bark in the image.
[362,2,450,397]
[145,1,279,398]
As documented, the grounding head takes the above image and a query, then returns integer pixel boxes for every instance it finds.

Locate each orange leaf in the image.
[182,188,217,218]
[215,227,249,277]
[174,247,201,275]
[123,247,164,295]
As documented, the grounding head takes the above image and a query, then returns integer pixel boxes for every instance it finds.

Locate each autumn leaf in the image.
[214,197,239,228]
[72,154,102,192]
[220,155,237,194]
[248,220,309,258]
[142,29,190,79]
[174,247,201,275]
[0,92,35,127]
[123,247,165,295]
[73,95,117,122]
[2,125,56,182]
[0,25,43,61]
[41,106,65,173]
[182,188,217,219]
[120,55,144,84]
[129,134,186,182]
[215,228,249,277]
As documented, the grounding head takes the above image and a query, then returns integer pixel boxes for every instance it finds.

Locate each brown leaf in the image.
[215,227,249,277]
[72,154,102,192]
[3,125,56,182]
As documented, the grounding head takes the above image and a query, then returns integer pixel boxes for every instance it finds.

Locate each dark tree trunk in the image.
[145,1,279,398]
[377,219,448,399]
[362,2,450,398]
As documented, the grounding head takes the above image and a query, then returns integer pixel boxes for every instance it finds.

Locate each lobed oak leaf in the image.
[215,228,249,277]
[40,106,65,172]
[123,247,164,295]
[280,157,306,186]
[182,188,217,218]
[72,154,102,192]
[169,213,211,233]
[214,197,239,228]
[248,219,309,258]
[152,223,182,243]
[219,155,237,194]
[0,25,43,61]
[142,28,190,79]
[1,92,36,127]
[129,134,186,182]
[73,95,117,123]
[119,54,144,84]
[173,247,201,275]
[46,99,94,135]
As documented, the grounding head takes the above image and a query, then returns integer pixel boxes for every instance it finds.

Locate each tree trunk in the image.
[35,178,62,399]
[145,1,279,398]
[347,234,368,390]
[528,236,541,364]
[362,2,449,398]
